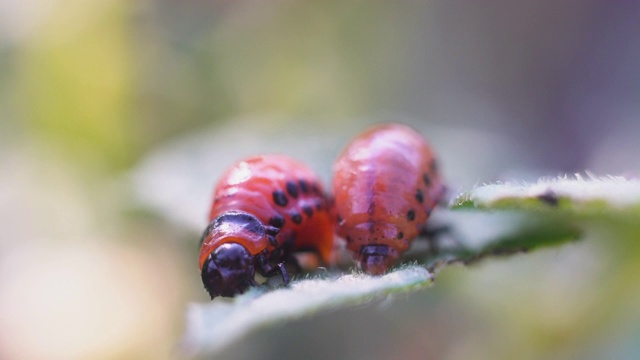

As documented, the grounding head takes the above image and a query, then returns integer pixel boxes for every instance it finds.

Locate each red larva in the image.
[199,155,334,298]
[332,123,445,275]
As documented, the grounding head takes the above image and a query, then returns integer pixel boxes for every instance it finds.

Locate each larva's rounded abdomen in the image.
[332,123,445,274]
[199,155,334,270]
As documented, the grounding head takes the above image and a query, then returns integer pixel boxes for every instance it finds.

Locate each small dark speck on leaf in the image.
[537,190,559,207]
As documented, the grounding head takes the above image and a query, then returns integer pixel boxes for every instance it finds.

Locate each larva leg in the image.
[436,185,451,207]
[284,253,302,273]
[255,253,279,277]
[418,224,453,255]
[419,224,451,239]
[255,253,292,285]
[278,262,291,285]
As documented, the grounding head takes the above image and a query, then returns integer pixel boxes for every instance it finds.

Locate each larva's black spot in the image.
[422,173,431,186]
[415,189,424,203]
[312,183,321,195]
[430,159,438,173]
[267,235,278,247]
[213,193,233,203]
[269,215,285,228]
[272,190,288,207]
[397,232,404,240]
[537,190,559,207]
[337,215,343,223]
[290,212,302,224]
[302,205,313,218]
[346,235,352,243]
[298,179,310,193]
[407,209,416,221]
[315,201,323,210]
[286,181,299,199]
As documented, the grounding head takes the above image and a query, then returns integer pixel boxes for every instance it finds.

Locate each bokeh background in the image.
[1,1,640,359]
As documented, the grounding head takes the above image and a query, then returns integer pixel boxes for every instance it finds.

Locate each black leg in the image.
[278,262,291,285]
[436,185,450,207]
[255,253,279,276]
[255,253,292,285]
[284,253,302,273]
[418,224,454,255]
[419,224,452,238]
[255,249,297,286]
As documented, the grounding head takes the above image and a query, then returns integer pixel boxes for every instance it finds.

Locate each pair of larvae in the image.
[199,123,445,299]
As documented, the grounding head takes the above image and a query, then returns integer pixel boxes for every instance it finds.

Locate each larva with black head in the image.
[332,123,445,275]
[199,155,334,299]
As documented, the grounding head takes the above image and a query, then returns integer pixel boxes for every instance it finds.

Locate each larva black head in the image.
[359,244,399,275]
[201,243,255,299]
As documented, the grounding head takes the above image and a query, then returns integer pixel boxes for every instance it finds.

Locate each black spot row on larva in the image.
[422,173,431,186]
[269,214,285,228]
[302,205,313,217]
[290,212,302,224]
[272,190,288,207]
[286,181,299,199]
[273,179,322,208]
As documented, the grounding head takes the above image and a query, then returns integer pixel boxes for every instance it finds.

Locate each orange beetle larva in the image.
[199,155,334,298]
[332,123,445,275]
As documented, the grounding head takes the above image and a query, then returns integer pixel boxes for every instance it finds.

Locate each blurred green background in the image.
[1,1,640,359]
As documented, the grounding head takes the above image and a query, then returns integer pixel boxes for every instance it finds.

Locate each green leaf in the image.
[414,215,582,271]
[180,210,580,358]
[452,173,640,214]
[177,173,640,358]
[182,266,434,357]
[178,174,640,358]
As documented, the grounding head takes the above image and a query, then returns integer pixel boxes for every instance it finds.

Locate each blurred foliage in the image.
[17,0,135,170]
